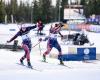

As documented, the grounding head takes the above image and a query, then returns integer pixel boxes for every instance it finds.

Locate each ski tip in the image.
[58,64,72,69]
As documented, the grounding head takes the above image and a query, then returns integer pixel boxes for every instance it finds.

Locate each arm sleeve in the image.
[59,32,63,37]
[27,25,37,31]
[9,31,20,42]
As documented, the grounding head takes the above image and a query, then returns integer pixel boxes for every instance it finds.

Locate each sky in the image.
[4,0,57,6]
[4,0,80,6]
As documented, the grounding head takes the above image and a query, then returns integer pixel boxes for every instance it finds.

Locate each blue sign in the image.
[58,47,96,61]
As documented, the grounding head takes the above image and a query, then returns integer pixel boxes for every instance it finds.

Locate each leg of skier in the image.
[55,42,64,65]
[42,45,52,62]
[22,44,32,67]
[20,53,26,65]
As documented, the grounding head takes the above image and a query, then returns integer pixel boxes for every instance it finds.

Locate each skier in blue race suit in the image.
[7,24,36,68]
[41,23,64,65]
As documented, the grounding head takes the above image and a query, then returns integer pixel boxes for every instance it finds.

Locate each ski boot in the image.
[27,62,33,69]
[42,54,46,62]
[20,59,24,65]
[60,60,64,65]
[58,55,64,65]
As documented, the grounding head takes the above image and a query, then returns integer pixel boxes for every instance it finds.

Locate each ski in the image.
[58,64,72,69]
[16,63,42,72]
[16,63,25,66]
[40,60,72,69]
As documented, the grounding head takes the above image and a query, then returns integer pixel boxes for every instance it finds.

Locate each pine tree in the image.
[0,0,5,23]
[32,0,40,23]
[55,0,68,22]
[38,0,52,23]
[61,0,68,21]
[80,0,86,5]
[10,0,18,22]
[55,0,60,21]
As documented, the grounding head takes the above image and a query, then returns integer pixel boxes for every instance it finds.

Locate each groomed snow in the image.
[0,23,100,80]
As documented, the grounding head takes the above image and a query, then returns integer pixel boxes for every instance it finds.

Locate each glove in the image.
[44,37,48,41]
[7,40,10,43]
[39,38,42,42]
[61,35,63,37]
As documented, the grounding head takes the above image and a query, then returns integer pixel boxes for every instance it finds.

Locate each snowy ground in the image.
[0,23,100,80]
[0,49,100,80]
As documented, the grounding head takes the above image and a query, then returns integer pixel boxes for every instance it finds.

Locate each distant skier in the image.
[36,19,44,35]
[39,23,64,65]
[7,24,36,68]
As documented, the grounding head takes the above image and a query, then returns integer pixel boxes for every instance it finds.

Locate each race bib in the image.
[50,33,57,38]
[22,34,30,40]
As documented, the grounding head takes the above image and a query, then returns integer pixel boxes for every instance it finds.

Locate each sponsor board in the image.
[58,46,96,61]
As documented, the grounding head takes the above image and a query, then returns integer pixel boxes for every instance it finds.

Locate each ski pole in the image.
[32,41,41,48]
[37,33,42,55]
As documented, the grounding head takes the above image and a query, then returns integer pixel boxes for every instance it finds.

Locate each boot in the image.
[20,56,26,65]
[20,59,24,65]
[60,60,64,65]
[27,61,32,68]
[43,54,46,62]
[58,55,64,65]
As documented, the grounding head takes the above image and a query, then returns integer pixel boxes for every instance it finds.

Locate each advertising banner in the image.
[58,47,96,61]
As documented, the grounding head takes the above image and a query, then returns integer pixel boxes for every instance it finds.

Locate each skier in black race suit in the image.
[7,24,36,68]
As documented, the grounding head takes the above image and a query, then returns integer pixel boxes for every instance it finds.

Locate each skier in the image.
[7,24,36,68]
[40,23,64,65]
[36,19,44,35]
